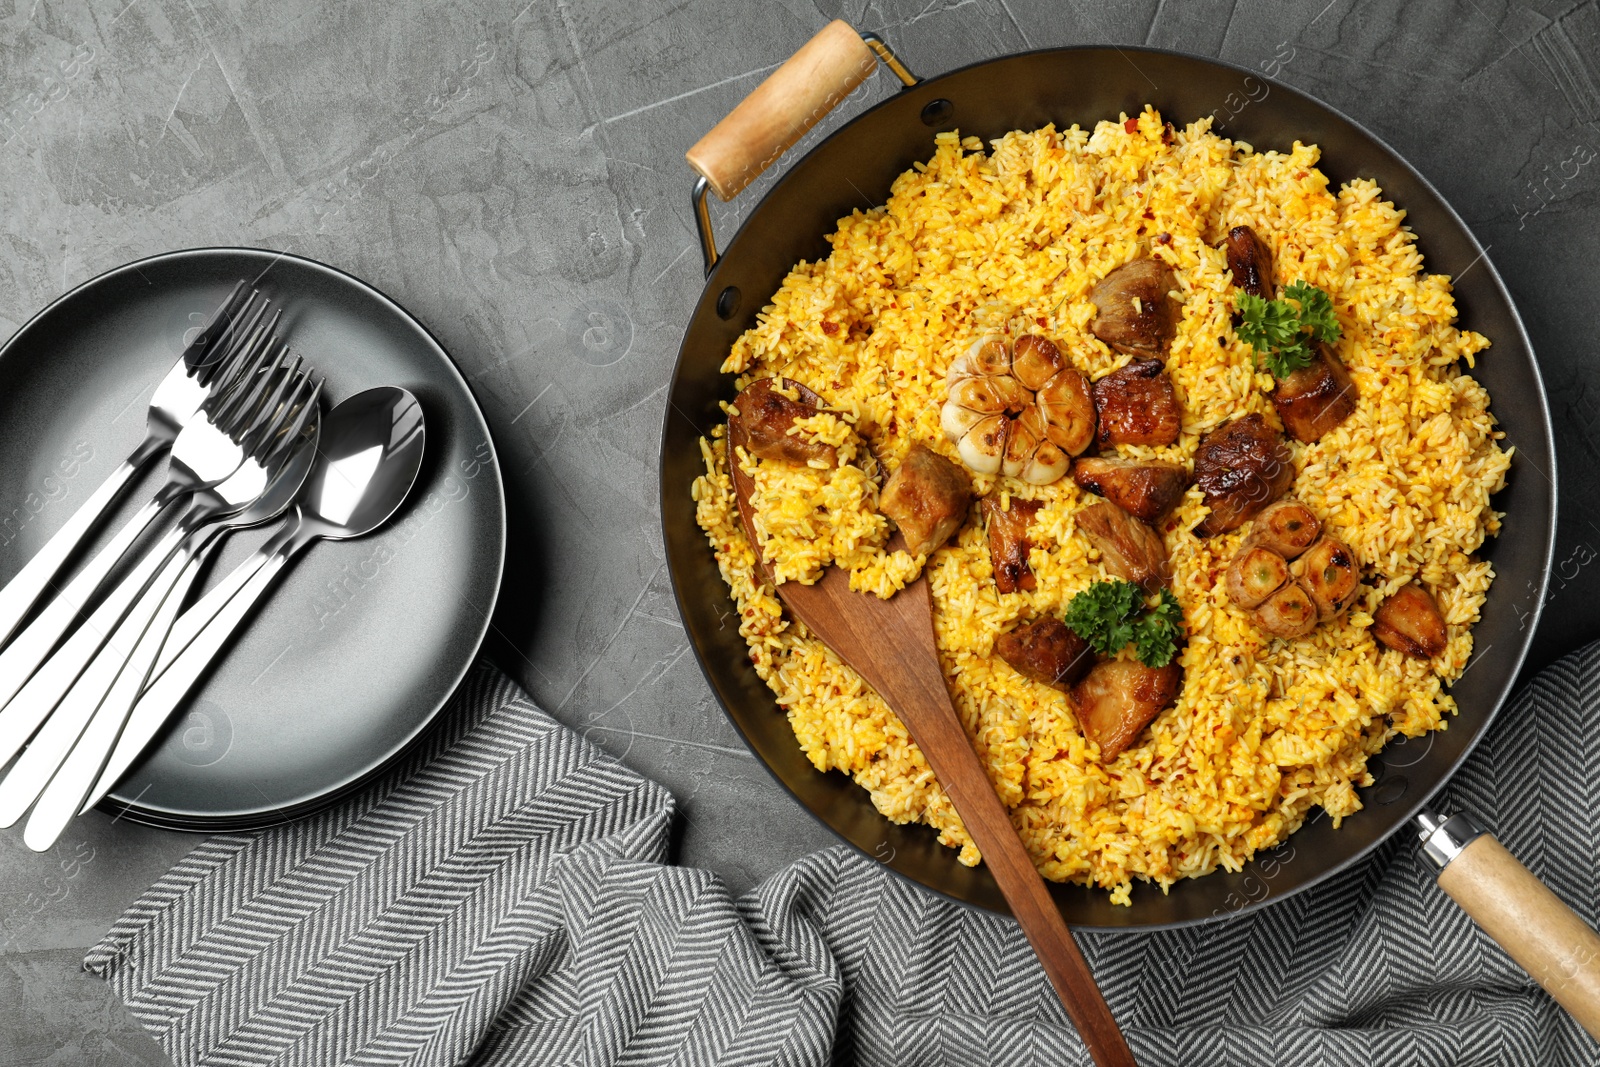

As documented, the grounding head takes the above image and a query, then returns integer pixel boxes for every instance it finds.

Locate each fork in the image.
[0,297,280,719]
[0,281,251,650]
[0,316,285,777]
[16,373,322,847]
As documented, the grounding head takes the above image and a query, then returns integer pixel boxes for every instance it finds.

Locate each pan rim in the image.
[661,43,1557,929]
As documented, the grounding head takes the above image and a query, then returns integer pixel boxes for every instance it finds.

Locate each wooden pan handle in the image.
[1436,832,1600,1037]
[685,20,878,201]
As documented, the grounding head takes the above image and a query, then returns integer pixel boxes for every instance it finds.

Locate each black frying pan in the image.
[661,24,1563,956]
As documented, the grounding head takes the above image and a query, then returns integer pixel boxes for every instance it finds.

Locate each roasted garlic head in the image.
[940,333,1094,484]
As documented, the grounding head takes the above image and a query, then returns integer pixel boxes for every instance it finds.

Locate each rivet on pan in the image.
[1373,776,1409,805]
[921,98,954,127]
[716,286,741,320]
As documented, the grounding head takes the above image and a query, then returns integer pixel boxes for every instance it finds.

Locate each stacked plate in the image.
[0,249,505,831]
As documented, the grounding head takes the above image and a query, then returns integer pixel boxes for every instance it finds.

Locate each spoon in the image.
[727,383,1136,1067]
[81,387,426,811]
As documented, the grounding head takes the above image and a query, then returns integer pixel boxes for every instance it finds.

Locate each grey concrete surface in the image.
[2,0,1599,1061]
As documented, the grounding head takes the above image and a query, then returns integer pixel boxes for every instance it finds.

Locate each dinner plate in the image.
[0,248,506,830]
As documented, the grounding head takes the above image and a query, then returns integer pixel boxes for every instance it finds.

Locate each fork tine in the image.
[258,373,323,466]
[241,356,306,456]
[194,294,265,388]
[214,318,284,411]
[198,300,271,398]
[193,282,250,353]
[215,342,290,441]
[210,306,280,397]
[204,343,278,442]
[186,282,252,380]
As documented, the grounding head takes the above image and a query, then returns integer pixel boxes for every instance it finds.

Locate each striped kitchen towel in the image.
[87,657,1600,1066]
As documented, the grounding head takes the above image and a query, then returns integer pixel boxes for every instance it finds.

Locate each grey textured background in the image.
[2,0,1599,1062]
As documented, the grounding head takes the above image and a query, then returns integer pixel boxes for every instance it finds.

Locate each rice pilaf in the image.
[691,107,1508,904]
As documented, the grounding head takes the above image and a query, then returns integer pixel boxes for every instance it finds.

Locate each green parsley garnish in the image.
[1063,580,1141,656]
[1283,280,1341,343]
[1063,580,1184,668]
[1132,589,1183,668]
[1236,280,1342,379]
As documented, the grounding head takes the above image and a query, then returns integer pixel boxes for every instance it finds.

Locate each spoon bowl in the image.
[299,387,426,540]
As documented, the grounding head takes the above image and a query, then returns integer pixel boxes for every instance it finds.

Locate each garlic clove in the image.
[990,374,1031,413]
[1296,536,1360,620]
[1037,369,1096,456]
[941,401,986,441]
[1021,440,1069,485]
[1015,403,1051,444]
[946,349,979,386]
[1011,334,1065,391]
[1002,417,1040,478]
[948,376,1013,415]
[970,335,1012,378]
[958,414,1008,475]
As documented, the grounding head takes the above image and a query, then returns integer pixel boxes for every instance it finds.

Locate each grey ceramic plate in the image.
[0,248,506,830]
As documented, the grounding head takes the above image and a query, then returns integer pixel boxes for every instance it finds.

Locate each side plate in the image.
[0,248,507,829]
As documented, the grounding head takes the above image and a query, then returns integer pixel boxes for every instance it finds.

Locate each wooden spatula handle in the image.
[685,20,877,201]
[1435,831,1600,1038]
[724,410,1132,1062]
[884,662,1137,1067]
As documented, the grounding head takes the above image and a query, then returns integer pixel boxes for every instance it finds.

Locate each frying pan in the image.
[659,20,1599,1031]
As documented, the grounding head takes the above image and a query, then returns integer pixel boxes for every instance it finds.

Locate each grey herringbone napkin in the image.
[88,656,1600,1066]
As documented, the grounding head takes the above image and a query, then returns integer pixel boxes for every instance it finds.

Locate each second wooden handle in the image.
[1437,833,1600,1038]
[685,20,877,201]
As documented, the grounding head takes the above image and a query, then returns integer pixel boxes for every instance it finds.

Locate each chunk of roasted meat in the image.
[1072,456,1189,523]
[1076,501,1169,591]
[996,617,1093,692]
[879,444,972,558]
[1070,659,1183,762]
[1252,581,1319,638]
[983,497,1043,594]
[1089,258,1179,357]
[1296,536,1360,620]
[1227,545,1291,609]
[1091,359,1182,448]
[1373,583,1448,659]
[1245,498,1321,559]
[730,377,837,468]
[1273,343,1357,444]
[1193,414,1295,537]
[1225,225,1274,299]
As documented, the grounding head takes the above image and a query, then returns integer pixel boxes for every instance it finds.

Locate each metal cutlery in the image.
[0,282,251,650]
[0,355,321,828]
[82,387,426,813]
[0,321,294,787]
[0,296,279,719]
[22,410,322,850]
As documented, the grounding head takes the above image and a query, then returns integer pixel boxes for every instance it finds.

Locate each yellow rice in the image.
[690,107,1509,904]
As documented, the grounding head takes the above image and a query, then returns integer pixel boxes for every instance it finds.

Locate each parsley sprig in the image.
[1236,280,1341,378]
[1062,580,1184,668]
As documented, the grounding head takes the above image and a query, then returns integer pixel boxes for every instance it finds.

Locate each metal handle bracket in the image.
[692,29,919,275]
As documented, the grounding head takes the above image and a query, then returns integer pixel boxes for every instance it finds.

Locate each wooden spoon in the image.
[727,386,1136,1067]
